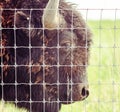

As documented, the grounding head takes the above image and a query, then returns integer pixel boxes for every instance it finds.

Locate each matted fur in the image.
[0,0,92,112]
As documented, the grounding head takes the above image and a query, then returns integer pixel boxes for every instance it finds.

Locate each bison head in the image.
[1,0,92,112]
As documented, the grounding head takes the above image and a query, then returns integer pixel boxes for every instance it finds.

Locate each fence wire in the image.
[0,8,120,112]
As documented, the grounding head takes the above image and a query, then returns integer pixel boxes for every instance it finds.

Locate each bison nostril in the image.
[81,87,86,96]
[86,90,89,97]
[81,87,89,97]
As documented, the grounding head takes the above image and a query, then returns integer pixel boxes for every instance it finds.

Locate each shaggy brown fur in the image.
[0,0,92,112]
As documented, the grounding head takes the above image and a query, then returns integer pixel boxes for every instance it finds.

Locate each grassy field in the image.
[0,20,120,112]
[61,20,120,112]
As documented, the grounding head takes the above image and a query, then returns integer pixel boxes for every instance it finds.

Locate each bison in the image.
[0,0,92,112]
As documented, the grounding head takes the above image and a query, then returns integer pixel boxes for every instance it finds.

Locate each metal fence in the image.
[0,7,120,112]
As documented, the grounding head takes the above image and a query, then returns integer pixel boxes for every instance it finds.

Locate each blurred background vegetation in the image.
[0,20,120,112]
[61,20,120,112]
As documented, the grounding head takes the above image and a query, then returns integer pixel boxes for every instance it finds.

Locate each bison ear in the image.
[15,11,30,28]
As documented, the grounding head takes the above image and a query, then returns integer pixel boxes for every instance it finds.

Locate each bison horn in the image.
[42,0,63,30]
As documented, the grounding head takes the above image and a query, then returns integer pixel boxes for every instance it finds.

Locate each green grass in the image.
[61,20,120,112]
[0,102,27,112]
[1,20,120,112]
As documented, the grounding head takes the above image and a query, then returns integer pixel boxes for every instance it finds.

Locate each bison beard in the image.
[0,0,92,112]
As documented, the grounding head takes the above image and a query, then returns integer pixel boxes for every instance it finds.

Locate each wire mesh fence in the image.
[0,1,120,112]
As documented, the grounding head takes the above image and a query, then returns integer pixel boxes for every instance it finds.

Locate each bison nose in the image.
[81,87,89,99]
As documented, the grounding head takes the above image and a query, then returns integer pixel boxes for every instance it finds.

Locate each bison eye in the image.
[15,11,30,28]
[16,11,29,20]
[26,17,30,20]
[61,41,71,47]
[19,15,28,21]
